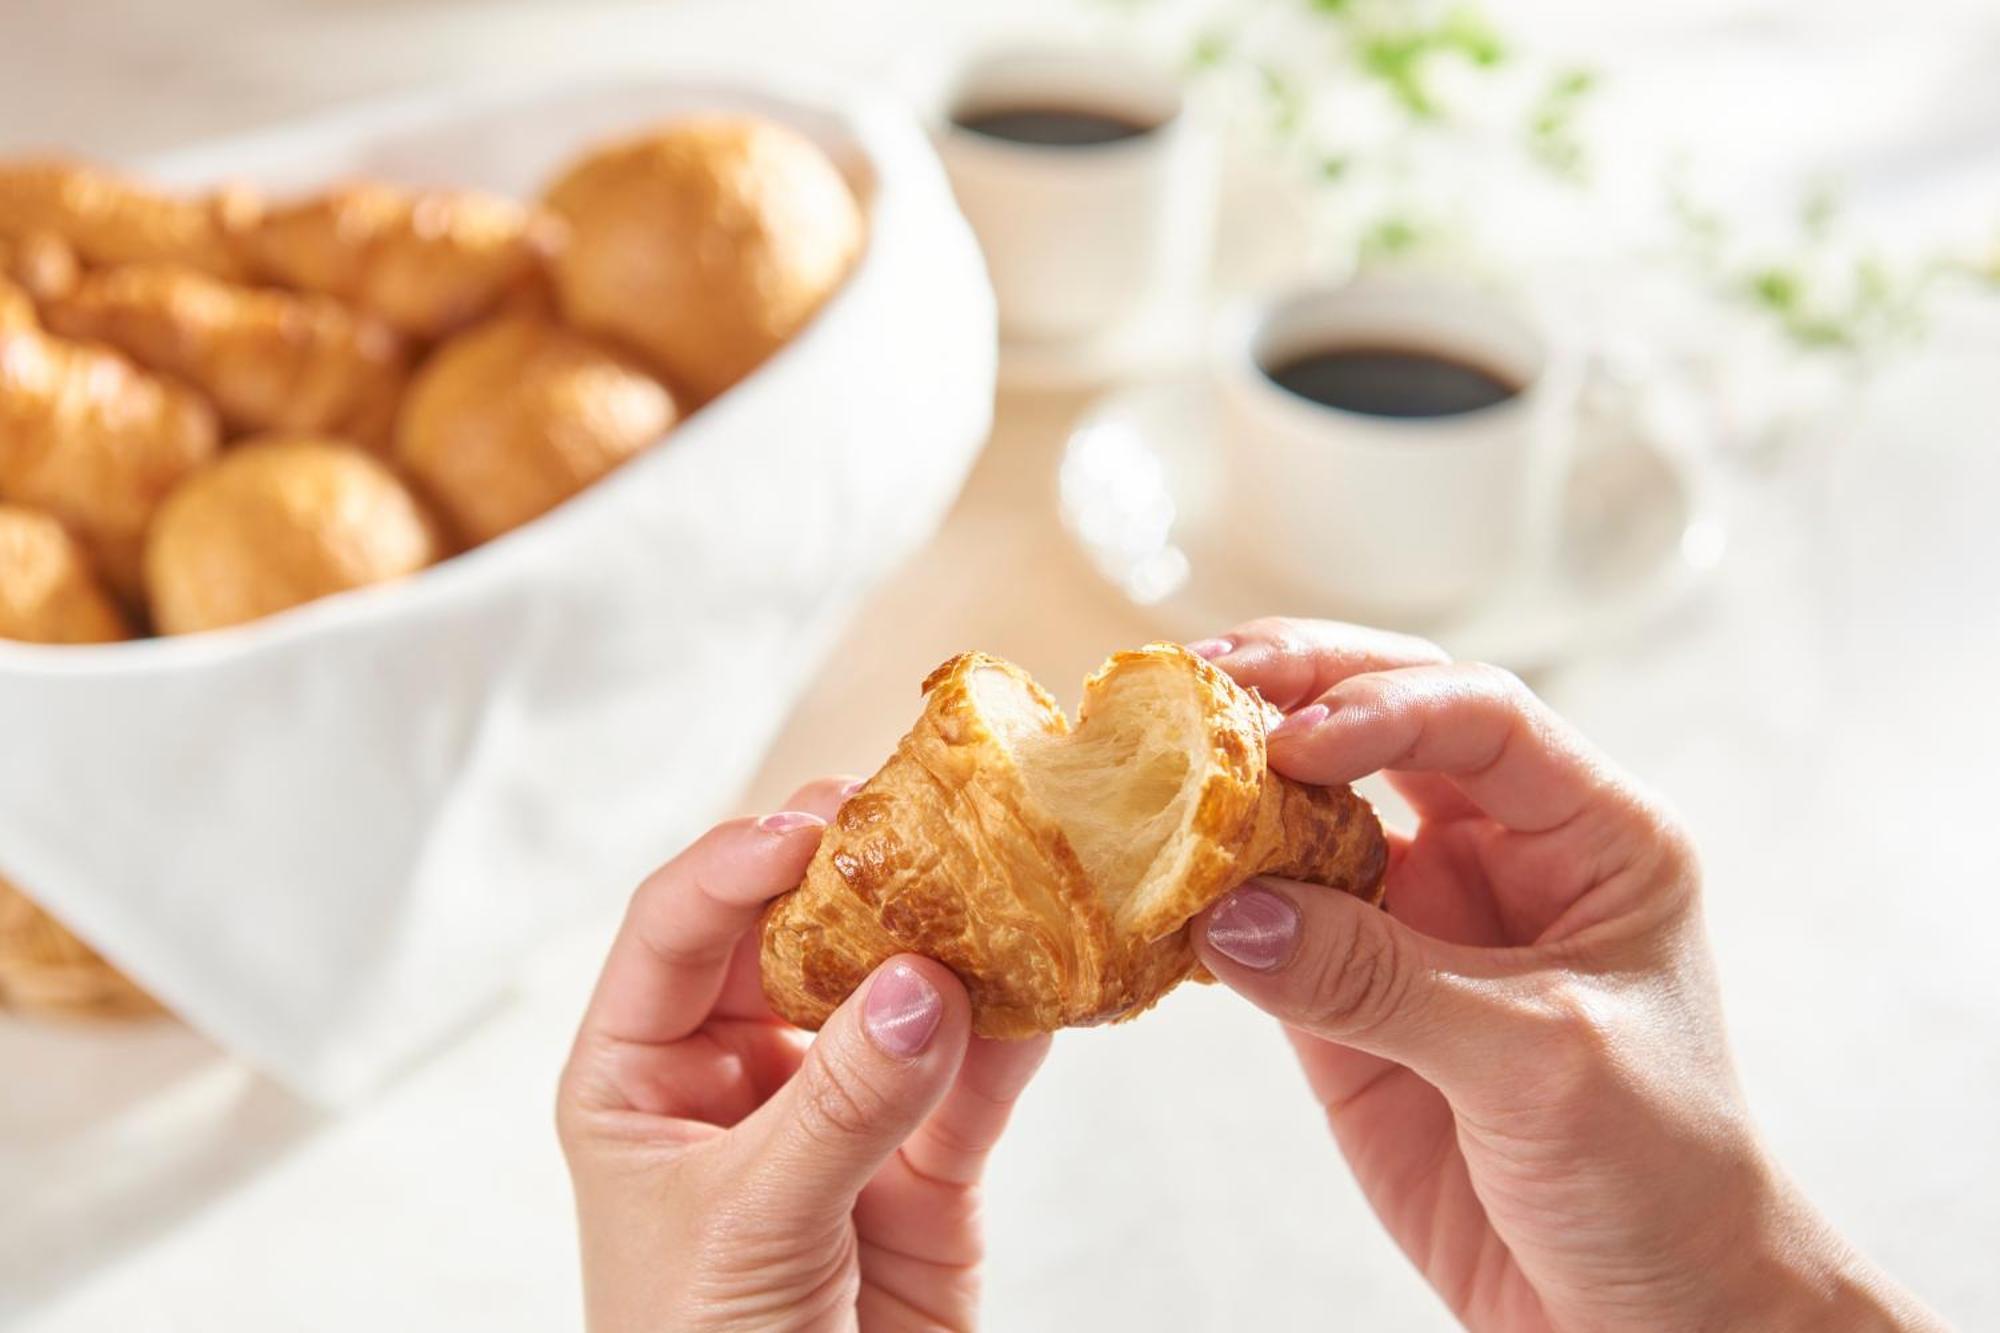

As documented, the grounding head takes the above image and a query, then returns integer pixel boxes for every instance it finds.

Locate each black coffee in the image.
[1265,346,1521,419]
[953,105,1156,147]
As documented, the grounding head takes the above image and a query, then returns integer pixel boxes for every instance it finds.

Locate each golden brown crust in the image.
[0,160,248,278]
[761,644,1387,1037]
[0,328,220,599]
[394,314,679,545]
[143,437,439,635]
[46,263,407,448]
[235,182,555,340]
[0,873,160,1019]
[543,116,865,403]
[0,502,131,644]
[0,276,31,333]
[0,231,83,332]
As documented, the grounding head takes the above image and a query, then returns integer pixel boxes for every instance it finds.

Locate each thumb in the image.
[735,955,970,1224]
[1193,876,1519,1086]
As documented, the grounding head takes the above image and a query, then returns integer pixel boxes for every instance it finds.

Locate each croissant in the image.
[46,263,406,448]
[543,117,865,402]
[394,314,679,545]
[761,644,1388,1037]
[0,502,131,644]
[235,183,554,340]
[0,160,247,278]
[143,437,440,635]
[0,328,220,599]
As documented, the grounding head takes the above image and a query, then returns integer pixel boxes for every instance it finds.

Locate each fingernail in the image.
[864,961,943,1057]
[1268,703,1329,742]
[758,810,825,833]
[1186,637,1235,660]
[1205,883,1300,971]
[839,778,866,799]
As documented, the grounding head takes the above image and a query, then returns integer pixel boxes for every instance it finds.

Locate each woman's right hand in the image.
[1185,618,1944,1332]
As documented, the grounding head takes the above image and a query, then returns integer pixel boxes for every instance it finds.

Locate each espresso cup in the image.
[934,47,1213,343]
[1216,278,1576,622]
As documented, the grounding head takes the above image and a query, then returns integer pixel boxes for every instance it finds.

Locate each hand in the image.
[1185,619,1943,1332]
[558,776,1050,1332]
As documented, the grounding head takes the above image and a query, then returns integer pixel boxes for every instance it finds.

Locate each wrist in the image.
[1712,1159,1944,1332]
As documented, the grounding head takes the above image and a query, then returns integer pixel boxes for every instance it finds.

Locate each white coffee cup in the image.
[934,47,1212,344]
[1216,278,1576,622]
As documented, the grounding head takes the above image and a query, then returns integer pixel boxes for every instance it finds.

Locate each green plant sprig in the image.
[1113,0,1996,359]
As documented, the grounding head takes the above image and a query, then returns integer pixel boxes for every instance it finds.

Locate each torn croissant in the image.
[761,644,1388,1038]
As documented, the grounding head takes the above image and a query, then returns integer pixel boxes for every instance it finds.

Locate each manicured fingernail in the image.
[758,810,825,833]
[864,961,943,1057]
[1269,703,1329,741]
[1186,637,1235,660]
[839,779,866,798]
[1205,882,1299,971]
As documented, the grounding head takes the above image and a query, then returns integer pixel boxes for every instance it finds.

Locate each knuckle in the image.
[793,1050,888,1143]
[554,1045,613,1159]
[1237,615,1304,657]
[1464,660,1533,706]
[1642,801,1700,870]
[1522,976,1619,1089]
[554,1089,589,1159]
[1328,669,1396,714]
[1300,918,1411,1037]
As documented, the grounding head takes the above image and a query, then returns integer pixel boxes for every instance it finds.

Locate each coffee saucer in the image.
[1058,378,1727,671]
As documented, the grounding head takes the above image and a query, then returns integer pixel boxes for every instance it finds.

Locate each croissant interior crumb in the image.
[974,656,1204,929]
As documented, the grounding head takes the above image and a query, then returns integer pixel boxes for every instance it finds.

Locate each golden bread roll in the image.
[144,437,438,634]
[0,873,159,1018]
[0,502,131,643]
[236,182,555,340]
[0,160,247,278]
[0,276,30,332]
[761,644,1388,1037]
[0,328,220,599]
[395,314,678,545]
[543,116,865,402]
[1,231,81,327]
[46,263,407,448]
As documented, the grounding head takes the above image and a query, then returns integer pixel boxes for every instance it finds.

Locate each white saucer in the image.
[1058,378,1727,672]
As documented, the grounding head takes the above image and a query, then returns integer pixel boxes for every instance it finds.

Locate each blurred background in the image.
[2,1,1997,1329]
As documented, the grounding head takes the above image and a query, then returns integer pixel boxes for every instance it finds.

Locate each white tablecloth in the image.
[3,1,1997,1329]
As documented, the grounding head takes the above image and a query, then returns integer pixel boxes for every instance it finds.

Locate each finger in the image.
[571,1018,807,1122]
[898,1033,1051,1187]
[579,813,825,1048]
[1187,617,1449,711]
[785,773,863,822]
[1193,875,1529,1087]
[1384,769,1484,825]
[1267,661,1639,835]
[703,776,863,1023]
[732,955,971,1228]
[710,928,783,1021]
[852,1033,1052,1268]
[1381,828,1511,948]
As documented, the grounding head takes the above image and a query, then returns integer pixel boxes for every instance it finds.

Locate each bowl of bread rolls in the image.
[0,76,994,1101]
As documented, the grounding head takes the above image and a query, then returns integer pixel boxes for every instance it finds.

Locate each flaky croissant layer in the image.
[761,644,1387,1038]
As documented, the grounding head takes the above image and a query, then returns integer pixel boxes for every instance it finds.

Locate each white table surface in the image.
[3,2,1998,1330]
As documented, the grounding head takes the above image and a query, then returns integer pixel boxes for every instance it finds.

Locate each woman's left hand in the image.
[558,776,1051,1332]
